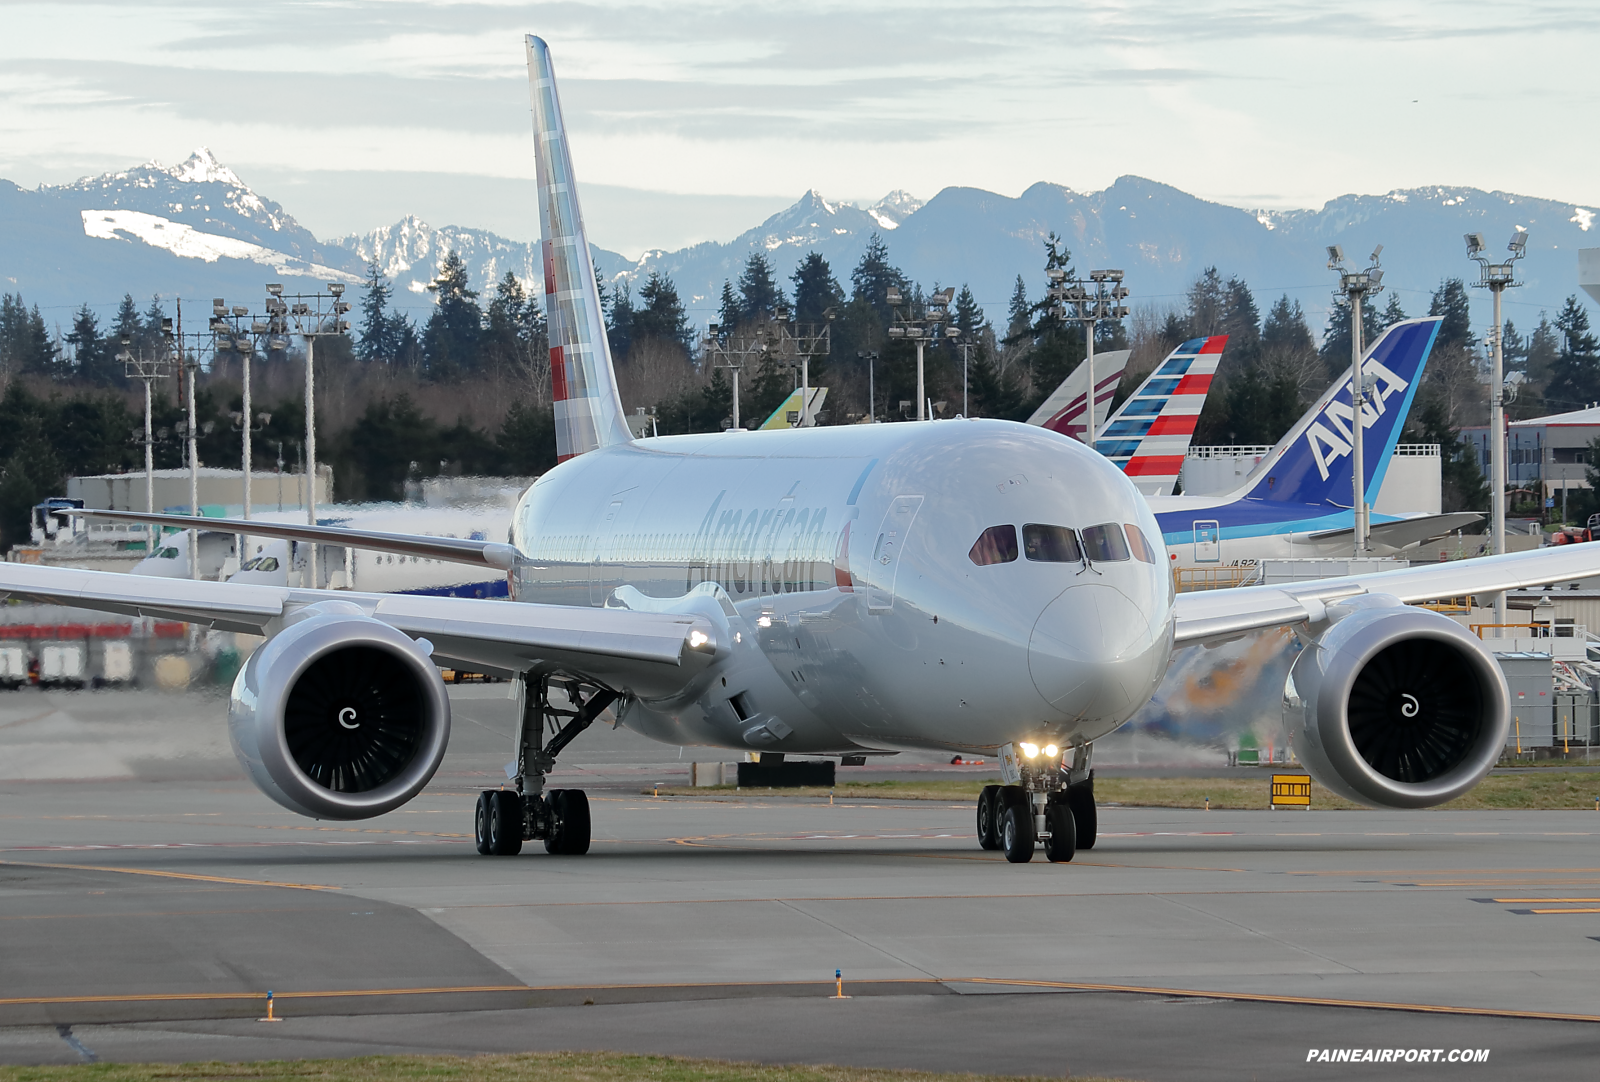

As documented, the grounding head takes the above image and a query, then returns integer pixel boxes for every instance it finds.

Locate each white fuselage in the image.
[511,419,1175,756]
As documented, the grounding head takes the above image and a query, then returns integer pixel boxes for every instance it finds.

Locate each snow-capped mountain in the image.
[2,148,1595,337]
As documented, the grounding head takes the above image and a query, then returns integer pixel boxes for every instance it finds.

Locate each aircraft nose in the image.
[1028,583,1161,721]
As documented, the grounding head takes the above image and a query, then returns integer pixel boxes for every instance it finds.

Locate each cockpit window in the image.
[1022,524,1082,563]
[968,525,1018,566]
[156,547,179,559]
[1081,523,1130,562]
[241,556,280,572]
[1123,524,1156,564]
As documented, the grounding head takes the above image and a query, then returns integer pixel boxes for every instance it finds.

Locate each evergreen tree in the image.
[1262,295,1314,354]
[633,272,691,351]
[358,257,395,362]
[1405,395,1489,513]
[1186,268,1227,337]
[0,294,54,375]
[483,272,546,381]
[111,294,141,351]
[496,399,558,474]
[1319,294,1382,376]
[1500,319,1527,370]
[953,285,984,338]
[716,281,739,336]
[140,296,168,356]
[65,304,114,384]
[1428,278,1475,352]
[1005,276,1030,341]
[1526,313,1560,391]
[791,252,844,323]
[736,253,785,322]
[849,233,905,321]
[423,250,483,380]
[1547,296,1600,409]
[606,280,634,360]
[1379,294,1408,329]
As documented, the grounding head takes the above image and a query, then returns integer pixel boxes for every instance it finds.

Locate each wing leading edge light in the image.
[7,35,1598,865]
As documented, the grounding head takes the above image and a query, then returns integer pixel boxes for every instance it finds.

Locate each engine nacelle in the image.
[1283,597,1508,809]
[229,604,451,819]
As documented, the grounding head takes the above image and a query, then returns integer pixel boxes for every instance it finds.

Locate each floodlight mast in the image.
[117,319,175,519]
[1329,246,1385,557]
[888,286,957,421]
[1045,268,1130,444]
[1467,228,1529,634]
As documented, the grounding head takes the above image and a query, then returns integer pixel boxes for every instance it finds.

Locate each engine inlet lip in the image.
[253,613,451,819]
[1316,610,1509,809]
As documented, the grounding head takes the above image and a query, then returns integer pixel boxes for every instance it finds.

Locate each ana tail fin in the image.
[526,35,632,461]
[1095,335,1225,496]
[1237,317,1440,505]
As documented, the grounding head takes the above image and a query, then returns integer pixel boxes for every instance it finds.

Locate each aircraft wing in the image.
[1172,545,1600,647]
[1306,512,1484,550]
[0,563,719,699]
[77,509,517,570]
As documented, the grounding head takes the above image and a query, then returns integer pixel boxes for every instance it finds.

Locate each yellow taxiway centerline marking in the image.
[1523,907,1600,914]
[0,860,339,892]
[959,978,1600,1024]
[1490,898,1600,904]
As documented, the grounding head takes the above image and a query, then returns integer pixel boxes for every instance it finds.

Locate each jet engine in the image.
[1283,596,1508,809]
[229,603,451,819]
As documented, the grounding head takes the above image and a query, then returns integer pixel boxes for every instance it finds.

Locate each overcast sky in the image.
[3,1,1597,255]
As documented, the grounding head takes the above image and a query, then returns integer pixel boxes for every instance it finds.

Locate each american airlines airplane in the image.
[15,36,1597,867]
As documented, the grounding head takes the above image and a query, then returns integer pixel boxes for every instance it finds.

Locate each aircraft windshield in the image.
[1123,524,1156,563]
[968,525,1019,566]
[1022,524,1081,563]
[1081,524,1130,563]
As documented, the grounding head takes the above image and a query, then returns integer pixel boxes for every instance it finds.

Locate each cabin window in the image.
[1082,523,1130,563]
[968,525,1019,566]
[1022,524,1082,563]
[1123,524,1156,563]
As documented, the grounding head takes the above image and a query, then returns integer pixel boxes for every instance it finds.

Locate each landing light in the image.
[757,615,772,628]
[1044,744,1059,758]
[688,630,709,649]
[1020,742,1039,759]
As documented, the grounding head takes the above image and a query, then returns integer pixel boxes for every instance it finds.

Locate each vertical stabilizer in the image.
[526,36,632,461]
[1095,335,1226,496]
[1026,349,1131,441]
[1237,317,1440,505]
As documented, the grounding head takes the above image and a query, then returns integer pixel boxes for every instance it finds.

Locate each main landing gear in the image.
[976,744,1096,864]
[475,673,617,857]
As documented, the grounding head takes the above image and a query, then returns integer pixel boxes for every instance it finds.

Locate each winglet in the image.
[526,35,632,461]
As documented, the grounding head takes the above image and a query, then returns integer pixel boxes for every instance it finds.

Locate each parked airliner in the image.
[14,36,1595,867]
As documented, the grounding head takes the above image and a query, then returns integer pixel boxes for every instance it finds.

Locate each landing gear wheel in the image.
[544,789,592,855]
[488,790,524,856]
[1043,802,1077,863]
[1001,803,1035,864]
[976,785,1001,850]
[1067,774,1097,851]
[474,791,494,855]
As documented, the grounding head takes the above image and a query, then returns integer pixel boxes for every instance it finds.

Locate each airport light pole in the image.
[269,283,352,587]
[887,287,959,420]
[706,322,766,430]
[1327,245,1386,557]
[1045,270,1130,444]
[858,351,878,423]
[771,304,832,427]
[1467,230,1529,632]
[116,319,175,516]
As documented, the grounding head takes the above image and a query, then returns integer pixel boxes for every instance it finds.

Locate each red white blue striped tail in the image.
[526,36,633,462]
[1094,335,1226,496]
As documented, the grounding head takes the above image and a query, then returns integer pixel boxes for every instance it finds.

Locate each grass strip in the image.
[651,771,1600,811]
[0,1050,1137,1082]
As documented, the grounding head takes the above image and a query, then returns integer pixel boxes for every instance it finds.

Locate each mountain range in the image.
[3,148,1596,338]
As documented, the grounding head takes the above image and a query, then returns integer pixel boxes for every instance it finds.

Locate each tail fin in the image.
[1094,335,1226,496]
[1238,317,1440,505]
[526,36,632,461]
[1026,349,1130,441]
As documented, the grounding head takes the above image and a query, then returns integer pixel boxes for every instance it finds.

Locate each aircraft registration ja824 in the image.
[28,34,1600,866]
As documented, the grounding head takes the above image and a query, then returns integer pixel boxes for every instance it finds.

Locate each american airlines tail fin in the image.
[526,36,632,461]
[1026,350,1130,441]
[1094,335,1226,496]
[1235,317,1440,505]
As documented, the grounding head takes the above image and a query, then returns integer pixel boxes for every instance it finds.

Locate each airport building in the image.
[1459,408,1599,513]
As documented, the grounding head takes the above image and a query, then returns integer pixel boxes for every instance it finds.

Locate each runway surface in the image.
[2,685,1599,1079]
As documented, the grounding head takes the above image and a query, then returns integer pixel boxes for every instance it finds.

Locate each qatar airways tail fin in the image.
[526,36,632,461]
[1234,317,1440,506]
[1094,335,1226,496]
[1026,350,1130,441]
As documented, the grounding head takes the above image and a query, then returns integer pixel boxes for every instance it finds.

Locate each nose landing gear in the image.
[979,744,1096,864]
